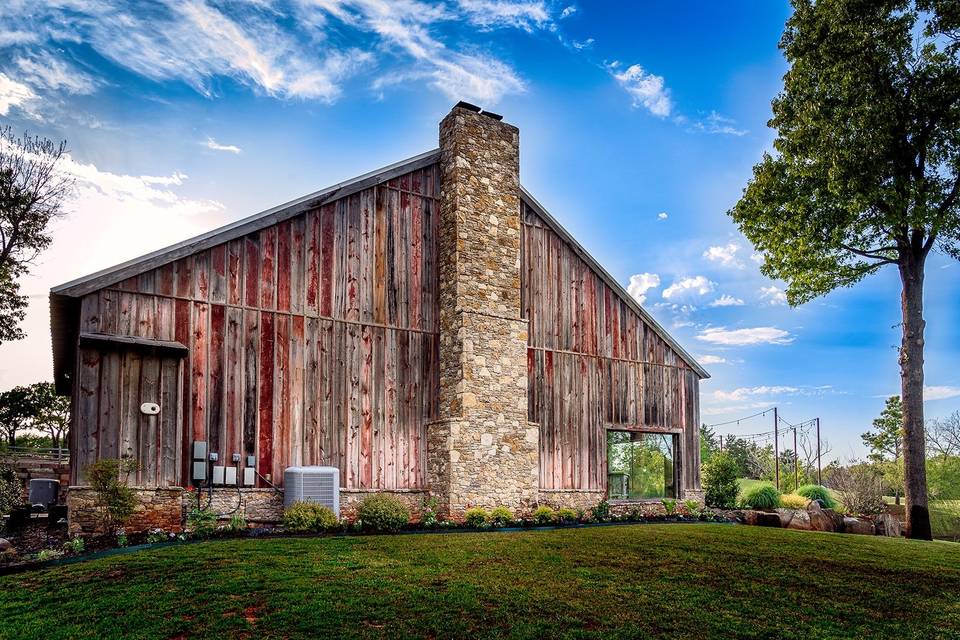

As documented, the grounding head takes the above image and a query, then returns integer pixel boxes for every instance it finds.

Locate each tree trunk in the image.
[899,255,932,540]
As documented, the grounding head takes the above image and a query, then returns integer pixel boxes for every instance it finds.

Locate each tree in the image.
[729,0,960,539]
[0,385,33,447]
[0,126,72,343]
[927,411,960,458]
[700,423,718,464]
[862,395,906,504]
[27,382,69,449]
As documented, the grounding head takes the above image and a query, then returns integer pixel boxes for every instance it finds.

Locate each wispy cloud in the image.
[708,294,744,307]
[696,326,794,346]
[759,285,788,305]
[1,0,551,108]
[0,72,35,116]
[560,5,577,19]
[608,61,672,117]
[925,386,960,401]
[572,37,594,50]
[458,0,550,32]
[698,354,727,365]
[657,211,668,220]
[15,51,99,95]
[205,137,242,154]
[662,275,714,299]
[627,272,660,305]
[685,111,748,136]
[703,242,743,268]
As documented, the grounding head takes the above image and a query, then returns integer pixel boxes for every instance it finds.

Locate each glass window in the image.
[606,431,677,500]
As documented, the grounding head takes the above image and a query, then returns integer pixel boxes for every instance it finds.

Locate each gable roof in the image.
[50,148,707,392]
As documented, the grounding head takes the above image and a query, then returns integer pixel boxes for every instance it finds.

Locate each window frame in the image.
[604,427,682,503]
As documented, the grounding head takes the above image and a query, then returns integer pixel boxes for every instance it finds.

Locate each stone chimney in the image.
[427,102,539,516]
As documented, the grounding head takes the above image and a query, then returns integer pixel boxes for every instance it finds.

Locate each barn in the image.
[50,103,708,532]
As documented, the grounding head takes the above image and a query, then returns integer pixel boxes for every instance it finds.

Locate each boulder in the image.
[775,508,797,528]
[873,513,902,537]
[0,538,16,563]
[0,538,12,552]
[786,509,812,531]
[743,510,782,527]
[806,501,841,533]
[843,517,875,536]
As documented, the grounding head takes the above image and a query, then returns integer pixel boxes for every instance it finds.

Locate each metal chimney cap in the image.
[454,100,481,112]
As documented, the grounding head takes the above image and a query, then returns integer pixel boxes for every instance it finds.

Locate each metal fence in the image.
[0,446,70,462]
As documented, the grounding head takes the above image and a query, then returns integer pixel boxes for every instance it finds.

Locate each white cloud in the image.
[696,326,794,346]
[458,0,550,32]
[560,5,577,18]
[759,285,788,305]
[0,72,36,115]
[657,211,668,220]
[205,137,242,154]
[925,386,960,401]
[627,272,660,305]
[3,0,534,107]
[698,355,727,365]
[687,111,748,136]
[0,30,39,47]
[750,252,764,265]
[16,51,99,95]
[708,294,744,307]
[702,243,743,268]
[711,385,800,402]
[662,275,714,299]
[572,38,594,50]
[609,62,672,117]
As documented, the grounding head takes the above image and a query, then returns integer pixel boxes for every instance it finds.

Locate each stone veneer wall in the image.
[68,487,430,535]
[429,105,538,516]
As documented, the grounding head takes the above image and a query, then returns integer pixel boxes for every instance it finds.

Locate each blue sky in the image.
[0,1,957,458]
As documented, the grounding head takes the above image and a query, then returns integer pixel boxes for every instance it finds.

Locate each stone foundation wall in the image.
[184,487,284,523]
[538,490,606,512]
[67,487,184,536]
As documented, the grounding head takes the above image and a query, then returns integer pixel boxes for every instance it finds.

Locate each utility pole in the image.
[774,407,780,491]
[816,417,822,485]
[793,426,799,489]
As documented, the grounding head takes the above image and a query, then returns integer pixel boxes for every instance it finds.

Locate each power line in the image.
[703,407,775,428]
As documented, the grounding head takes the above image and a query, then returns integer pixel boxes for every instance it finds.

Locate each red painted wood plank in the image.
[244,234,260,308]
[258,312,275,484]
[276,220,291,313]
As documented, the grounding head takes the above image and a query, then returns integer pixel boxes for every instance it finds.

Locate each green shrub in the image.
[228,513,248,532]
[591,499,610,521]
[796,484,838,509]
[557,507,578,523]
[683,499,702,518]
[63,536,85,554]
[357,493,410,533]
[36,549,64,562]
[86,458,139,532]
[115,529,128,547]
[421,496,440,528]
[187,507,218,539]
[779,493,810,509]
[489,506,513,527]
[661,499,677,516]
[283,501,338,533]
[532,505,555,525]
[146,528,170,544]
[741,483,781,509]
[0,461,22,516]
[464,507,489,528]
[702,452,740,509]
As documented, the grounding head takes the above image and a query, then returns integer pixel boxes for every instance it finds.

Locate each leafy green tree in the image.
[700,423,718,464]
[0,127,72,343]
[702,452,740,509]
[730,0,960,539]
[0,385,32,447]
[862,396,905,504]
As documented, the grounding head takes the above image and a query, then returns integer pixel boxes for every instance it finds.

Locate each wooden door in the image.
[73,344,183,488]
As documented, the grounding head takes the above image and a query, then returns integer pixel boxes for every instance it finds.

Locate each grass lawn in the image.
[2,525,959,639]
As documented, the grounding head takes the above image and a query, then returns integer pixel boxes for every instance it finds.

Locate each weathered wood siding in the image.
[71,166,441,489]
[521,202,700,491]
